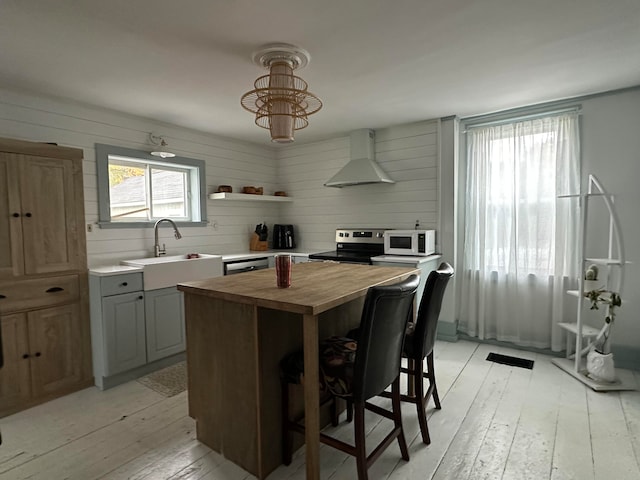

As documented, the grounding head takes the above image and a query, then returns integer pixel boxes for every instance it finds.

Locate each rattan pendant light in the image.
[241,44,322,143]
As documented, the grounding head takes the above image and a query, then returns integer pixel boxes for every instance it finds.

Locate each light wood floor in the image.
[1,340,639,480]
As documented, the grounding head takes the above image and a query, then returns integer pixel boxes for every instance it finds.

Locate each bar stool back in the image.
[281,274,419,480]
[400,262,454,444]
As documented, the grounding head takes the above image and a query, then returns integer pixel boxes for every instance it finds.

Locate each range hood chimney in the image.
[324,129,395,187]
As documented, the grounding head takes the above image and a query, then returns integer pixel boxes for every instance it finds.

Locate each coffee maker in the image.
[273,224,296,249]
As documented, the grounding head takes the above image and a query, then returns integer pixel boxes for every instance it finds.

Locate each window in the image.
[463,113,579,276]
[96,144,206,228]
[458,110,580,350]
[467,122,564,275]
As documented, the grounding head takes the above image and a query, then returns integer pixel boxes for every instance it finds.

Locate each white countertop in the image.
[90,251,313,274]
[89,265,143,276]
[221,250,310,262]
[92,252,438,272]
[371,254,441,265]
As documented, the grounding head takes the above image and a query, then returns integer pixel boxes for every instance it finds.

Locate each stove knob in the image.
[345,233,349,237]
[339,232,344,237]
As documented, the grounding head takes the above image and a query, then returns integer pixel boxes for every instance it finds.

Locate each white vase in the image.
[586,349,616,382]
[583,279,603,292]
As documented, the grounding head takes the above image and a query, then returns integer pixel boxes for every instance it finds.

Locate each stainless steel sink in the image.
[121,254,223,290]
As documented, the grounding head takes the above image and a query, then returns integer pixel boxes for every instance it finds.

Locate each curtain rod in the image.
[463,106,582,132]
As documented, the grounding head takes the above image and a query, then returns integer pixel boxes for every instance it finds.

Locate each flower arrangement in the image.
[585,288,622,355]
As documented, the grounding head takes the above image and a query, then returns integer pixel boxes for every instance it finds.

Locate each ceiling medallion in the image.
[241,43,323,143]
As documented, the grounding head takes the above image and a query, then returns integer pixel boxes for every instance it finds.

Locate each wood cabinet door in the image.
[19,156,80,275]
[0,314,32,414]
[0,154,24,279]
[28,304,84,397]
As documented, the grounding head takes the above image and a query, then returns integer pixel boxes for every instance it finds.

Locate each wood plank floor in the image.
[1,340,639,480]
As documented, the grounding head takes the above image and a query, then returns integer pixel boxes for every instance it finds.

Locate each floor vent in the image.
[486,352,534,370]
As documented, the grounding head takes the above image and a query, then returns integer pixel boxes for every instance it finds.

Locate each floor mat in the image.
[486,352,534,369]
[137,361,187,397]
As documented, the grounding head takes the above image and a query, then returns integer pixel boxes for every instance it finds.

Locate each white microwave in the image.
[384,230,436,256]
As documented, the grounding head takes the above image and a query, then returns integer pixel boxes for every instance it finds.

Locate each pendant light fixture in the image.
[149,133,176,158]
[241,43,322,143]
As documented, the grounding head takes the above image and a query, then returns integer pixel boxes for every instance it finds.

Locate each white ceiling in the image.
[1,0,639,146]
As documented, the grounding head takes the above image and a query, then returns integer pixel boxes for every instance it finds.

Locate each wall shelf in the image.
[208,192,292,203]
[584,257,623,266]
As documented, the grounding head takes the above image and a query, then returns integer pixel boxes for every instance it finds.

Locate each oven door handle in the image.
[234,266,258,274]
[224,257,270,275]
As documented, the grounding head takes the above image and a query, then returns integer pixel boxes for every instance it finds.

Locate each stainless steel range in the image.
[309,228,388,264]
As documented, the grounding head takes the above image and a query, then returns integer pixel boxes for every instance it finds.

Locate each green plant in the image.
[585,288,622,354]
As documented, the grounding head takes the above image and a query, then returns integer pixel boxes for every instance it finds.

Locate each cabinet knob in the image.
[22,353,30,359]
[12,213,20,218]
[0,294,5,299]
[25,212,32,218]
[46,287,64,293]
[35,352,41,357]
[120,282,128,287]
[138,295,144,300]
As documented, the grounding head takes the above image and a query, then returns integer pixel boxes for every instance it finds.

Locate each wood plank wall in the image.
[0,88,441,264]
[276,120,440,252]
[0,88,282,266]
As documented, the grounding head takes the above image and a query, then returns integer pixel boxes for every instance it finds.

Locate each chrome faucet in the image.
[154,218,182,257]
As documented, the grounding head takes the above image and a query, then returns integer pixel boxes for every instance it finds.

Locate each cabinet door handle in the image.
[12,212,20,218]
[120,282,128,287]
[46,287,64,293]
[22,353,30,359]
[25,212,32,218]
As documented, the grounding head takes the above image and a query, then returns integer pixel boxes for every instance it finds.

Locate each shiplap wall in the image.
[276,120,440,252]
[0,88,284,267]
[0,88,441,265]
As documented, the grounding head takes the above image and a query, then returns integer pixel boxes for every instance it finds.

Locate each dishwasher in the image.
[223,257,270,275]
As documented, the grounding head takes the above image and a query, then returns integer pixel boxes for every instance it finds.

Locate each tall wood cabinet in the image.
[0,137,92,417]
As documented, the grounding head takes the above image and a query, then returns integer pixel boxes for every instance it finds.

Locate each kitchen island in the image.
[177,262,419,480]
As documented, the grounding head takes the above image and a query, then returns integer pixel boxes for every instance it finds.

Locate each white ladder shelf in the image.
[552,174,634,391]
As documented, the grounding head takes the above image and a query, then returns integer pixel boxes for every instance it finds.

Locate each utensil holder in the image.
[250,233,268,251]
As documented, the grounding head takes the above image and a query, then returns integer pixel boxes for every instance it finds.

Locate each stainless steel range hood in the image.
[324,129,395,187]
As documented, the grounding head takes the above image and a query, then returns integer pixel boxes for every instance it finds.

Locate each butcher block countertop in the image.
[177,261,420,316]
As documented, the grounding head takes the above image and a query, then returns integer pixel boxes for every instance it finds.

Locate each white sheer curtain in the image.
[459,112,580,351]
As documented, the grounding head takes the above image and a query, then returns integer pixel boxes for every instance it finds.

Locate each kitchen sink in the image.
[121,254,223,290]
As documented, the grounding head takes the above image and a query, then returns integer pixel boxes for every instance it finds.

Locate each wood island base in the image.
[179,262,418,480]
[184,295,363,478]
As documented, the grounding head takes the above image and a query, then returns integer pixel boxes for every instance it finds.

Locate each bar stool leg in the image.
[414,357,431,445]
[281,381,293,465]
[427,352,441,410]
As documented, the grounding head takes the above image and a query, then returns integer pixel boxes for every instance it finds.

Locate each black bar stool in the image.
[280,274,419,480]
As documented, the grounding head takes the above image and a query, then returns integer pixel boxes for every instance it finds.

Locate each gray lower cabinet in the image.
[102,292,146,375]
[144,286,185,362]
[89,271,146,389]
